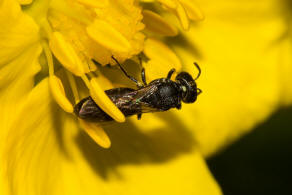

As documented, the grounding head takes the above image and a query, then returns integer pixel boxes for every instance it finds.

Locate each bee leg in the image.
[176,102,182,110]
[112,56,143,88]
[137,113,142,120]
[167,68,176,79]
[141,68,147,86]
[137,55,147,86]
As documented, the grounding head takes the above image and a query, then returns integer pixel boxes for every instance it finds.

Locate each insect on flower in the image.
[74,56,202,122]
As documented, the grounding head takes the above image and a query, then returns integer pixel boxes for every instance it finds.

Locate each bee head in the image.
[175,63,202,103]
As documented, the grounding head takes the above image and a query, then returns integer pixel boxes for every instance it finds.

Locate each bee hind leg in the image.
[137,113,142,120]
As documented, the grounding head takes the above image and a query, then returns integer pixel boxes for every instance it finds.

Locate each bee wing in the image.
[132,85,164,113]
[133,84,158,99]
[75,96,114,122]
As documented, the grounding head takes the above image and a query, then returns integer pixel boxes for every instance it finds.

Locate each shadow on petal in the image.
[75,112,196,180]
[165,33,204,60]
[50,102,69,156]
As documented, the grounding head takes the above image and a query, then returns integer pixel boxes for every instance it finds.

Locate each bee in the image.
[74,56,202,122]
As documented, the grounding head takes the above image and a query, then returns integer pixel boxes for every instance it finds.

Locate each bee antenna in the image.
[193,62,201,80]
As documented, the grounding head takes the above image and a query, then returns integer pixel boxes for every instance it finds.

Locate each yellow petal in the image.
[0,0,39,66]
[0,17,41,193]
[142,10,178,36]
[79,120,111,148]
[3,79,66,195]
[49,32,85,76]
[87,19,131,53]
[0,42,41,90]
[3,79,222,195]
[0,42,41,166]
[278,38,292,105]
[49,75,73,113]
[89,78,125,122]
[169,0,285,156]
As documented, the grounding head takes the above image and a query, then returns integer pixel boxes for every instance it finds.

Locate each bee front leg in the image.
[137,113,142,120]
[141,68,147,86]
[112,56,143,88]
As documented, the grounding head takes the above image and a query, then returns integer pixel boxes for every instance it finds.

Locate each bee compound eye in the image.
[175,72,197,103]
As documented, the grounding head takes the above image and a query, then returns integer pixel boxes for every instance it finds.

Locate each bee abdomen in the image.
[74,96,113,122]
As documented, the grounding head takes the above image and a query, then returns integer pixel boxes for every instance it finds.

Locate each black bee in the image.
[74,56,202,122]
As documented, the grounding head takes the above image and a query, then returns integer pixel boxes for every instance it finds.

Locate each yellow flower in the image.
[2,0,291,194]
[0,0,221,195]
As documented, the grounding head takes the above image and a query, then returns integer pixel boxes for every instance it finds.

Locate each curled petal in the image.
[175,2,190,30]
[179,0,204,21]
[157,0,178,9]
[79,120,111,148]
[89,78,125,123]
[142,10,178,36]
[49,32,85,76]
[87,19,131,53]
[49,75,73,113]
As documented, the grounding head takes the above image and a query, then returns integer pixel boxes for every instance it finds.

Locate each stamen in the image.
[90,78,126,122]
[79,120,111,148]
[142,10,178,36]
[81,76,125,123]
[77,0,108,8]
[179,0,204,21]
[156,0,190,30]
[81,75,91,87]
[88,71,114,90]
[42,40,73,113]
[175,2,190,30]
[86,19,132,53]
[18,0,33,5]
[40,18,53,39]
[157,0,178,9]
[49,75,74,113]
[65,71,80,103]
[50,0,91,25]
[87,60,97,72]
[49,32,85,76]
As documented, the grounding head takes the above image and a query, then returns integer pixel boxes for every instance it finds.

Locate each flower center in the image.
[21,0,204,148]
